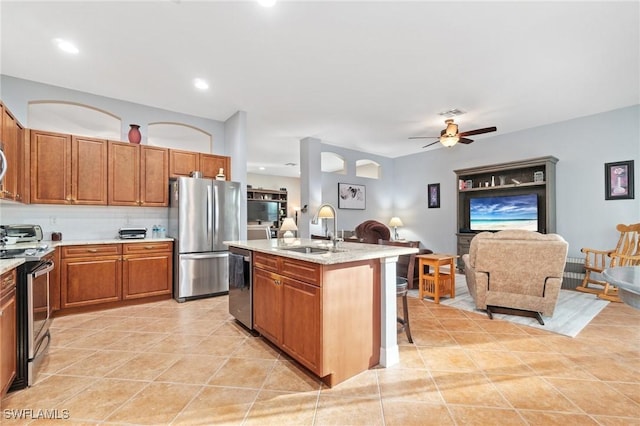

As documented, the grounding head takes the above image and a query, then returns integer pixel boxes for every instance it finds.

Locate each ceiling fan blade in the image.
[409,136,438,140]
[458,137,474,144]
[422,140,440,148]
[459,126,497,137]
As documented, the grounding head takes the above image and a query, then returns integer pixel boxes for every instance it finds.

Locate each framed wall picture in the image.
[428,183,440,208]
[605,160,634,200]
[338,183,366,209]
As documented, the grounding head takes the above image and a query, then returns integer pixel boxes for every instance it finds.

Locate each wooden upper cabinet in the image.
[30,130,72,204]
[1,105,23,201]
[201,153,231,180]
[72,136,108,205]
[109,142,168,207]
[30,131,107,205]
[140,145,168,206]
[169,149,199,177]
[16,124,28,203]
[108,141,140,206]
[169,149,231,180]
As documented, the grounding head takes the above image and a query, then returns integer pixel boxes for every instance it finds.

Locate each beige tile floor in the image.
[2,291,639,425]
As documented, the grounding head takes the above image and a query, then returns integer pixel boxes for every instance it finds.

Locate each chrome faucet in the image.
[311,203,339,250]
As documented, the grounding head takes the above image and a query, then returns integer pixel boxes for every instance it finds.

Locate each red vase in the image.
[128,124,141,144]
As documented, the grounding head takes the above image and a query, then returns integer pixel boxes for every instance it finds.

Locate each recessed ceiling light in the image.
[193,78,209,90]
[257,0,277,7]
[53,38,79,54]
[259,167,266,170]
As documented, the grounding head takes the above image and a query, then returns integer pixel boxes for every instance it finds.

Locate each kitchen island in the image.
[226,238,418,387]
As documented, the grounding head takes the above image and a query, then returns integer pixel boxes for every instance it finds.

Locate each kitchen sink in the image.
[278,246,331,254]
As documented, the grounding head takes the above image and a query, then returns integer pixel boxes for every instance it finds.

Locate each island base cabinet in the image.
[253,253,380,388]
[253,268,283,344]
[282,277,320,373]
[319,262,381,387]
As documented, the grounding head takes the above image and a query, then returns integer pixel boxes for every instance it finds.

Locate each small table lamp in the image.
[388,217,403,240]
[280,217,298,238]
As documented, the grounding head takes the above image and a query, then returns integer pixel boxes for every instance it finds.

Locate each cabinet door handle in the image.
[144,246,155,250]
[87,249,98,253]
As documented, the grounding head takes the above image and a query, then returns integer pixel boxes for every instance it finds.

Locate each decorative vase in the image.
[128,124,142,144]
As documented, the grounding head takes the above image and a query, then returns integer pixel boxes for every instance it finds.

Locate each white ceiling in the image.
[1,1,638,177]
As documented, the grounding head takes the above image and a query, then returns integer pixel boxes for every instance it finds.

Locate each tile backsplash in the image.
[0,202,168,241]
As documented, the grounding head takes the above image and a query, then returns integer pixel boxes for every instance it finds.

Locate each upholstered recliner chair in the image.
[462,230,568,324]
[355,220,391,244]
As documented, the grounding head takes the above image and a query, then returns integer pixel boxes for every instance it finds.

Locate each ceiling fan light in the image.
[440,135,459,147]
[445,122,458,136]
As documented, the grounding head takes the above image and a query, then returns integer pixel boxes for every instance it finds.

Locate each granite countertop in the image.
[226,238,418,265]
[0,238,173,275]
[0,258,25,275]
[47,238,174,247]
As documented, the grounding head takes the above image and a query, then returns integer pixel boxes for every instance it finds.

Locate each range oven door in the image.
[28,259,53,361]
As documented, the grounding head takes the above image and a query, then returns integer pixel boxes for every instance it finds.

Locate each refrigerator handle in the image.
[207,184,213,244]
[213,183,219,234]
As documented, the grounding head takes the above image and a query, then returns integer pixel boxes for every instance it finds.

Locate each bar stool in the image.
[396,276,413,343]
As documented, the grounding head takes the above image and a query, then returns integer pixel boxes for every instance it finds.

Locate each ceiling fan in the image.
[409,119,497,148]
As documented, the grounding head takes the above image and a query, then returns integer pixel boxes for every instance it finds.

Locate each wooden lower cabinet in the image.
[252,252,379,387]
[61,245,122,309]
[282,277,320,372]
[253,268,284,344]
[59,242,173,312]
[0,269,17,398]
[122,242,173,299]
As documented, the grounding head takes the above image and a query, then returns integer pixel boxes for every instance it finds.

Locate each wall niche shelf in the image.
[454,156,558,270]
[459,181,546,192]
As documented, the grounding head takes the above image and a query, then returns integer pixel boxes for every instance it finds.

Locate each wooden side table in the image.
[417,254,457,303]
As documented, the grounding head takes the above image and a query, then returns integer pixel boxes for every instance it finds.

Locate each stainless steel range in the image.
[1,225,54,391]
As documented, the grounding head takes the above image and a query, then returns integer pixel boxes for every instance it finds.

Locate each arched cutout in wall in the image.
[147,122,212,153]
[28,101,121,139]
[356,159,381,179]
[321,152,346,174]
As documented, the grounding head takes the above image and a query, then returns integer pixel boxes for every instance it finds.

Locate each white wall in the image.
[299,138,395,237]
[393,105,640,257]
[1,75,229,154]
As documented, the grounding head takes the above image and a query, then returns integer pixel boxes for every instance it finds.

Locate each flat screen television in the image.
[248,201,278,223]
[469,193,538,232]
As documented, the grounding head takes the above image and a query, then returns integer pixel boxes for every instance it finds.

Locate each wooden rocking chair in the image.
[577,223,640,302]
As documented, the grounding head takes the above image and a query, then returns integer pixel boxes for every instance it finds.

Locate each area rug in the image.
[408,274,609,338]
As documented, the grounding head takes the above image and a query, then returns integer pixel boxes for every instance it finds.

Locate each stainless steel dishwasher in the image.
[228,246,253,330]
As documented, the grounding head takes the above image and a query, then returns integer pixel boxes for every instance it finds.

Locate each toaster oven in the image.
[0,224,44,243]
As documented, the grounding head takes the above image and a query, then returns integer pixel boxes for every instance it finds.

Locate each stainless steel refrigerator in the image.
[168,177,241,302]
